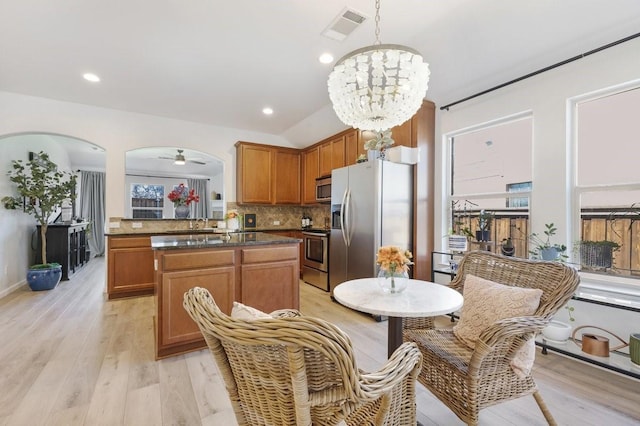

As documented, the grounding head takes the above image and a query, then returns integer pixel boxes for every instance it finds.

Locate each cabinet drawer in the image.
[242,245,298,264]
[162,249,235,271]
[109,236,151,249]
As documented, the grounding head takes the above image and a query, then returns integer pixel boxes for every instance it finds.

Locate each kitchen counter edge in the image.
[150,232,301,250]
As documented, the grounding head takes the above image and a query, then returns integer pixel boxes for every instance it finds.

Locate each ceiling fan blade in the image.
[158,156,174,160]
[188,160,207,165]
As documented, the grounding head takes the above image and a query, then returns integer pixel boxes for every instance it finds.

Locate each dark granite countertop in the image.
[107,227,329,237]
[150,231,301,250]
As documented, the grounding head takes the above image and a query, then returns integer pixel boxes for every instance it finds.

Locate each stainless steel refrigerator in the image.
[329,159,413,295]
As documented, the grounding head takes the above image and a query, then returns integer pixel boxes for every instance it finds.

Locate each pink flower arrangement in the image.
[168,183,199,206]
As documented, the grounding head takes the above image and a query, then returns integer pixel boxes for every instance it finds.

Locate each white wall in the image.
[436,37,640,252]
[0,91,293,295]
[436,37,640,348]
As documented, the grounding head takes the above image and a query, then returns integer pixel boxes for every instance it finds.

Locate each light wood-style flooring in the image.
[1,257,639,425]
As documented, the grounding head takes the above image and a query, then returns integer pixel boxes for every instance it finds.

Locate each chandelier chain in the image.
[374,0,381,45]
[327,0,430,131]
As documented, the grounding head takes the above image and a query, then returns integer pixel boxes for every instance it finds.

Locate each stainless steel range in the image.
[302,229,330,291]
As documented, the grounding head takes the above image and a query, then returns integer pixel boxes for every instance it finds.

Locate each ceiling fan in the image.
[158,149,207,165]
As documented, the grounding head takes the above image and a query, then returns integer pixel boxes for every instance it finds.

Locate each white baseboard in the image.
[0,280,28,299]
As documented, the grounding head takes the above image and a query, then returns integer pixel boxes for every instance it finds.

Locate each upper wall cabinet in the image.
[236,142,300,205]
[344,129,364,166]
[273,149,301,204]
[302,147,319,204]
[318,135,346,177]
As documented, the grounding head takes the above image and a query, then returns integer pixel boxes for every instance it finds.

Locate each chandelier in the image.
[327,0,430,132]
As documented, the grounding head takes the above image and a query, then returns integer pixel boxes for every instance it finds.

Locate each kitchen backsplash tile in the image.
[227,203,330,229]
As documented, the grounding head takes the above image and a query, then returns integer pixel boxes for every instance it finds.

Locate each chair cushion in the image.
[453,274,543,347]
[231,301,271,320]
[452,274,542,377]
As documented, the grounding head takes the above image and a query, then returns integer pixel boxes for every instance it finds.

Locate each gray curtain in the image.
[79,171,106,256]
[187,178,209,218]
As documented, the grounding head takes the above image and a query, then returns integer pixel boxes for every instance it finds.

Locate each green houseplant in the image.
[2,151,77,290]
[529,223,567,261]
[578,240,620,271]
[475,210,494,242]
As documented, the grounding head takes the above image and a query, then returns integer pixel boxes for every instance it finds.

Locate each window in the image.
[506,181,532,208]
[575,86,640,279]
[447,114,532,258]
[131,184,164,218]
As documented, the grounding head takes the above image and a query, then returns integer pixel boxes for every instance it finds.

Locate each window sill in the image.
[576,272,640,311]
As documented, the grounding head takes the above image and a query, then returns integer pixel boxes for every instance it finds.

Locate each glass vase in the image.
[377,269,409,294]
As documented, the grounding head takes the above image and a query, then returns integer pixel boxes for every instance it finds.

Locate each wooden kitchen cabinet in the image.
[318,135,345,177]
[302,147,319,204]
[241,245,299,313]
[107,235,155,299]
[273,149,301,204]
[345,129,364,166]
[153,240,300,358]
[236,141,300,205]
[389,118,414,148]
[264,230,304,276]
[155,249,236,358]
[236,142,273,204]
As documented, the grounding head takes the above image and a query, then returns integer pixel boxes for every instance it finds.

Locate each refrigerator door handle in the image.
[340,188,348,247]
[344,188,352,247]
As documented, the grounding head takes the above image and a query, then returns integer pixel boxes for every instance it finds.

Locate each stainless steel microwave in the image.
[315,177,331,203]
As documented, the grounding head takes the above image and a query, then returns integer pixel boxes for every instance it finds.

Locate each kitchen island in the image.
[151,232,301,359]
[105,220,307,300]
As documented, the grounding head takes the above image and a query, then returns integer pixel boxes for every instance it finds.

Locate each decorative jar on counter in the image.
[225,209,241,230]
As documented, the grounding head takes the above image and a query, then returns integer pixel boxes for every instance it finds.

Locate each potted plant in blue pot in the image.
[529,223,567,261]
[2,151,77,291]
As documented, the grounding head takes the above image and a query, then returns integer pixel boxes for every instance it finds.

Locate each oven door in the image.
[303,232,328,272]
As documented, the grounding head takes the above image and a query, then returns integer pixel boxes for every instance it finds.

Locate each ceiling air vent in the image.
[322,8,367,41]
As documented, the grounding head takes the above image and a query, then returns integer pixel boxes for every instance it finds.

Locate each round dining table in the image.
[333,278,464,357]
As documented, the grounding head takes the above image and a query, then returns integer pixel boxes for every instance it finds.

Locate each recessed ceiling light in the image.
[262,107,274,115]
[83,73,100,82]
[319,53,334,64]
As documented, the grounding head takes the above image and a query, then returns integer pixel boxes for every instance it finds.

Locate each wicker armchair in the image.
[403,251,580,426]
[184,287,423,426]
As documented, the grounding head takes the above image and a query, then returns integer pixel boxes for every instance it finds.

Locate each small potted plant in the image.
[529,223,567,261]
[542,304,576,343]
[578,240,620,271]
[475,210,494,242]
[2,151,77,291]
[364,129,394,161]
[501,238,515,256]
